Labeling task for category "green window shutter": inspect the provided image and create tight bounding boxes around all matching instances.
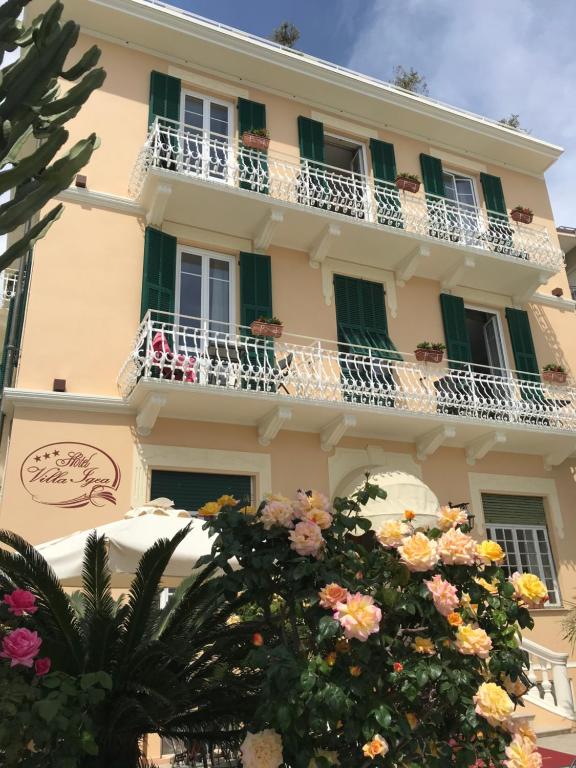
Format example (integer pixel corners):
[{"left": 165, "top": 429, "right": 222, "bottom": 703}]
[
  {"left": 298, "top": 116, "right": 325, "bottom": 164},
  {"left": 238, "top": 98, "right": 266, "bottom": 135},
  {"left": 440, "top": 293, "right": 472, "bottom": 367},
  {"left": 482, "top": 493, "right": 546, "bottom": 526},
  {"left": 333, "top": 274, "right": 398, "bottom": 357},
  {"left": 140, "top": 227, "right": 177, "bottom": 319},
  {"left": 150, "top": 470, "right": 252, "bottom": 511},
  {"left": 148, "top": 70, "right": 181, "bottom": 128},
  {"left": 505, "top": 307, "right": 540, "bottom": 382},
  {"left": 240, "top": 252, "right": 272, "bottom": 327},
  {"left": 419, "top": 154, "right": 445, "bottom": 197},
  {"left": 0, "top": 296, "right": 16, "bottom": 389},
  {"left": 480, "top": 173, "right": 507, "bottom": 216},
  {"left": 369, "top": 139, "right": 397, "bottom": 183}
]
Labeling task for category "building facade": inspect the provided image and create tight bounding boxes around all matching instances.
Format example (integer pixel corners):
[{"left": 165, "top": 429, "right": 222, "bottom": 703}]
[{"left": 2, "top": 0, "right": 576, "bottom": 737}]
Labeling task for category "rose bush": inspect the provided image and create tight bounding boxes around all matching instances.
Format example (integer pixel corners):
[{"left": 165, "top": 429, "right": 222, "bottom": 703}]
[{"left": 202, "top": 480, "right": 545, "bottom": 768}]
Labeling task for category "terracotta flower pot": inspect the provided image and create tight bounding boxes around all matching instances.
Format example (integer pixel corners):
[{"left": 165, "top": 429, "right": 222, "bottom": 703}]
[
  {"left": 511, "top": 209, "right": 533, "bottom": 224},
  {"left": 396, "top": 177, "right": 421, "bottom": 194},
  {"left": 242, "top": 132, "right": 270, "bottom": 151},
  {"left": 415, "top": 348, "right": 444, "bottom": 363},
  {"left": 250, "top": 320, "right": 283, "bottom": 338},
  {"left": 542, "top": 370, "right": 567, "bottom": 384}
]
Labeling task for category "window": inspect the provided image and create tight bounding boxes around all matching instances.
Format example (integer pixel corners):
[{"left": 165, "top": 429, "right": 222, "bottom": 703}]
[
  {"left": 180, "top": 91, "right": 233, "bottom": 180},
  {"left": 176, "top": 247, "right": 235, "bottom": 334},
  {"left": 483, "top": 493, "right": 560, "bottom": 606},
  {"left": 443, "top": 170, "right": 480, "bottom": 245},
  {"left": 464, "top": 306, "right": 508, "bottom": 377},
  {"left": 323, "top": 134, "right": 369, "bottom": 218},
  {"left": 150, "top": 470, "right": 252, "bottom": 513}
]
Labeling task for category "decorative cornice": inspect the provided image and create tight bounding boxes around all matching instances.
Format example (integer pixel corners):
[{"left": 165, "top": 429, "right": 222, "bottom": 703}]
[
  {"left": 1, "top": 389, "right": 134, "bottom": 417},
  {"left": 57, "top": 187, "right": 144, "bottom": 217}
]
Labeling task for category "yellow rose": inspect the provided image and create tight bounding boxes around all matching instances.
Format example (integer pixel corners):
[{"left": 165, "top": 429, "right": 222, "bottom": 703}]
[
  {"left": 477, "top": 540, "right": 505, "bottom": 565},
  {"left": 438, "top": 528, "right": 477, "bottom": 565},
  {"left": 362, "top": 735, "right": 388, "bottom": 759},
  {"left": 474, "top": 577, "right": 499, "bottom": 595},
  {"left": 413, "top": 637, "right": 435, "bottom": 655},
  {"left": 473, "top": 682, "right": 514, "bottom": 725},
  {"left": 197, "top": 500, "right": 221, "bottom": 517},
  {"left": 455, "top": 624, "right": 493, "bottom": 659},
  {"left": 398, "top": 532, "right": 439, "bottom": 572},
  {"left": 504, "top": 735, "right": 542, "bottom": 768},
  {"left": 437, "top": 505, "right": 468, "bottom": 531},
  {"left": 447, "top": 611, "right": 463, "bottom": 627},
  {"left": 376, "top": 519, "right": 410, "bottom": 548},
  {"left": 511, "top": 572, "right": 549, "bottom": 609},
  {"left": 216, "top": 494, "right": 238, "bottom": 508}
]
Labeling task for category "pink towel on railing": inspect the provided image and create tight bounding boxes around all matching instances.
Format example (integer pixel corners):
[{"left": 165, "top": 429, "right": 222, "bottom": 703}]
[
  {"left": 152, "top": 331, "right": 171, "bottom": 353},
  {"left": 150, "top": 331, "right": 196, "bottom": 382}
]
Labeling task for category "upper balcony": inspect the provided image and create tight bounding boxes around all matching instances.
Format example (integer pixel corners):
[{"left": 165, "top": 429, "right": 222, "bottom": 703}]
[
  {"left": 130, "top": 120, "right": 564, "bottom": 301},
  {"left": 118, "top": 311, "right": 576, "bottom": 468}
]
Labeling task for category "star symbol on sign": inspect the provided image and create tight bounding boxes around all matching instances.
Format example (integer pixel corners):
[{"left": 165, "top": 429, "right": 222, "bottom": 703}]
[
  {"left": 43, "top": 453, "right": 50, "bottom": 460},
  {"left": 53, "top": 450, "right": 59, "bottom": 456},
  {"left": 34, "top": 455, "right": 41, "bottom": 462}
]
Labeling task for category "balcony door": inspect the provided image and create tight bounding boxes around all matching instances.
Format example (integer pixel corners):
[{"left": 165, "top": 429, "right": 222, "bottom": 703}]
[
  {"left": 323, "top": 134, "right": 369, "bottom": 219},
  {"left": 465, "top": 306, "right": 511, "bottom": 404},
  {"left": 180, "top": 91, "right": 233, "bottom": 181},
  {"left": 443, "top": 171, "right": 481, "bottom": 246}
]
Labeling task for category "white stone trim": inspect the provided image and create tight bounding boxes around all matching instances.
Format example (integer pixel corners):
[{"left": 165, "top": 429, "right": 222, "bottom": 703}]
[
  {"left": 321, "top": 257, "right": 398, "bottom": 317},
  {"left": 132, "top": 443, "right": 272, "bottom": 507},
  {"left": 57, "top": 187, "right": 144, "bottom": 216},
  {"left": 328, "top": 446, "right": 422, "bottom": 499},
  {"left": 467, "top": 472, "right": 564, "bottom": 539},
  {"left": 431, "top": 149, "right": 488, "bottom": 174},
  {"left": 1, "top": 388, "right": 133, "bottom": 417},
  {"left": 168, "top": 66, "right": 249, "bottom": 99},
  {"left": 311, "top": 111, "right": 374, "bottom": 140}
]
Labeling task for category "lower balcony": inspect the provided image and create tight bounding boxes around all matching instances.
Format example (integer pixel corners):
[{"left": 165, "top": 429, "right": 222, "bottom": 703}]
[
  {"left": 118, "top": 312, "right": 576, "bottom": 468},
  {"left": 129, "top": 120, "right": 564, "bottom": 301}
]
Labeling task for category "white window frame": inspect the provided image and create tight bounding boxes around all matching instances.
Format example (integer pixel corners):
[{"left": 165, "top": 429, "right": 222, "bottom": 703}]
[
  {"left": 324, "top": 131, "right": 371, "bottom": 220},
  {"left": 464, "top": 303, "right": 511, "bottom": 376},
  {"left": 180, "top": 89, "right": 234, "bottom": 182},
  {"left": 175, "top": 246, "right": 236, "bottom": 334},
  {"left": 443, "top": 169, "right": 480, "bottom": 211},
  {"left": 485, "top": 522, "right": 561, "bottom": 607}
]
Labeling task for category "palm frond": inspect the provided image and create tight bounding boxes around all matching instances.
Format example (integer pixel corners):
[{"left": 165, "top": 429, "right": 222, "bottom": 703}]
[
  {"left": 0, "top": 528, "right": 84, "bottom": 672},
  {"left": 117, "top": 525, "right": 191, "bottom": 662}
]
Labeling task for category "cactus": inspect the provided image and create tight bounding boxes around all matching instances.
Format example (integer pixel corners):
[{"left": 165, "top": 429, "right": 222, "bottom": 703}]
[{"left": 0, "top": 0, "right": 106, "bottom": 270}]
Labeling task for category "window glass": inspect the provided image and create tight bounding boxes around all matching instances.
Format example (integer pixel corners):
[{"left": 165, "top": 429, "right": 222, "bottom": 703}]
[
  {"left": 179, "top": 252, "right": 202, "bottom": 327},
  {"left": 210, "top": 102, "right": 229, "bottom": 138},
  {"left": 178, "top": 251, "right": 233, "bottom": 334},
  {"left": 209, "top": 258, "right": 230, "bottom": 332},
  {"left": 183, "top": 95, "right": 203, "bottom": 132}
]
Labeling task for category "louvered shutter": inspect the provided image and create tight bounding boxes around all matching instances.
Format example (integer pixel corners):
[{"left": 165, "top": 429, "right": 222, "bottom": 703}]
[
  {"left": 333, "top": 275, "right": 398, "bottom": 358},
  {"left": 419, "top": 154, "right": 445, "bottom": 198},
  {"left": 297, "top": 116, "right": 325, "bottom": 164},
  {"left": 480, "top": 173, "right": 507, "bottom": 216},
  {"left": 482, "top": 493, "right": 546, "bottom": 526},
  {"left": 140, "top": 228, "right": 177, "bottom": 319},
  {"left": 151, "top": 470, "right": 252, "bottom": 512},
  {"left": 148, "top": 71, "right": 181, "bottom": 128},
  {"left": 440, "top": 293, "right": 472, "bottom": 369},
  {"left": 239, "top": 252, "right": 272, "bottom": 327},
  {"left": 505, "top": 307, "right": 540, "bottom": 386},
  {"left": 370, "top": 139, "right": 402, "bottom": 228},
  {"left": 238, "top": 98, "right": 268, "bottom": 194}
]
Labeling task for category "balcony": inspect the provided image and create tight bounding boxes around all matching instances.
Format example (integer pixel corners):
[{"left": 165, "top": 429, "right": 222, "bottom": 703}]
[
  {"left": 118, "top": 312, "right": 576, "bottom": 467},
  {"left": 129, "top": 120, "right": 564, "bottom": 300}
]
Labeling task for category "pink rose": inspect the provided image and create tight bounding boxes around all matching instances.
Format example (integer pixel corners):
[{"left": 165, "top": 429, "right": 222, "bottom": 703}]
[
  {"left": 288, "top": 521, "right": 324, "bottom": 557},
  {"left": 34, "top": 657, "right": 51, "bottom": 676},
  {"left": 334, "top": 593, "right": 382, "bottom": 642},
  {"left": 425, "top": 575, "right": 459, "bottom": 617},
  {"left": 3, "top": 589, "right": 38, "bottom": 616},
  {"left": 0, "top": 627, "right": 42, "bottom": 668}
]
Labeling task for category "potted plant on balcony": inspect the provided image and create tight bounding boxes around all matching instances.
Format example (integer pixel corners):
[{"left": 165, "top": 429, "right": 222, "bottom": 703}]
[
  {"left": 395, "top": 172, "right": 421, "bottom": 193},
  {"left": 250, "top": 316, "right": 283, "bottom": 338},
  {"left": 242, "top": 127, "right": 270, "bottom": 152},
  {"left": 510, "top": 205, "right": 534, "bottom": 224},
  {"left": 542, "top": 363, "right": 568, "bottom": 384},
  {"left": 415, "top": 341, "right": 446, "bottom": 363}
]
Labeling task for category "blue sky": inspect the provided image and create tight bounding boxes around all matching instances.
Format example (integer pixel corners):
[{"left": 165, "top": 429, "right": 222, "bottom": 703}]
[{"left": 173, "top": 0, "right": 575, "bottom": 226}]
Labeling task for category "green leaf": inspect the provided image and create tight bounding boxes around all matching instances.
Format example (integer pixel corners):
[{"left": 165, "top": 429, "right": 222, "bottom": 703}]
[
  {"left": 317, "top": 616, "right": 340, "bottom": 643},
  {"left": 37, "top": 699, "right": 60, "bottom": 723}
]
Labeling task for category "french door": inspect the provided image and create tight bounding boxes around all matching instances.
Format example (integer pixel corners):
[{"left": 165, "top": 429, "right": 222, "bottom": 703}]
[{"left": 180, "top": 92, "right": 233, "bottom": 181}]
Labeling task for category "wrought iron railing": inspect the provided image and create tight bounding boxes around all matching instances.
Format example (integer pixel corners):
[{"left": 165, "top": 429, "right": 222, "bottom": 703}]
[
  {"left": 118, "top": 312, "right": 576, "bottom": 432},
  {"left": 129, "top": 119, "right": 564, "bottom": 272},
  {"left": 0, "top": 268, "right": 18, "bottom": 307}
]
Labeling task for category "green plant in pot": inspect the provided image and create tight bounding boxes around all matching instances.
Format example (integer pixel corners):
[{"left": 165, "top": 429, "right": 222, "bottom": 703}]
[
  {"left": 395, "top": 172, "right": 421, "bottom": 193},
  {"left": 250, "top": 316, "right": 283, "bottom": 338},
  {"left": 415, "top": 341, "right": 446, "bottom": 363}
]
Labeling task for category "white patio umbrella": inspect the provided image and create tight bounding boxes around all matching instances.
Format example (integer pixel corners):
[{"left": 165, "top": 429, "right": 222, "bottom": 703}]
[{"left": 36, "top": 498, "right": 221, "bottom": 587}]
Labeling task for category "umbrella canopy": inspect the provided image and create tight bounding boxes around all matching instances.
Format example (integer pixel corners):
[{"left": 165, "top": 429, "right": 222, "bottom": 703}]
[
  {"left": 348, "top": 471, "right": 441, "bottom": 529},
  {"left": 36, "top": 498, "right": 218, "bottom": 587}
]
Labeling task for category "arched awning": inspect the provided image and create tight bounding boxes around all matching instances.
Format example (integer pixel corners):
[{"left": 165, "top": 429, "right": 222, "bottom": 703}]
[{"left": 349, "top": 471, "right": 440, "bottom": 529}]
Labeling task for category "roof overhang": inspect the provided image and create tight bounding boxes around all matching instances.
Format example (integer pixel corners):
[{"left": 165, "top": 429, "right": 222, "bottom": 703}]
[{"left": 31, "top": 0, "right": 563, "bottom": 176}]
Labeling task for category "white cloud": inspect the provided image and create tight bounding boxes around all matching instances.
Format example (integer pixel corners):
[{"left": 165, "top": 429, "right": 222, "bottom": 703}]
[{"left": 345, "top": 0, "right": 576, "bottom": 225}]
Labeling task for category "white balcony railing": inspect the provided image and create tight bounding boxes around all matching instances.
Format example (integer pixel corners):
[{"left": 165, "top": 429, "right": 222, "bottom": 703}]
[
  {"left": 129, "top": 119, "right": 564, "bottom": 273},
  {"left": 522, "top": 638, "right": 576, "bottom": 719},
  {"left": 118, "top": 311, "right": 576, "bottom": 433},
  {"left": 0, "top": 268, "right": 18, "bottom": 307}
]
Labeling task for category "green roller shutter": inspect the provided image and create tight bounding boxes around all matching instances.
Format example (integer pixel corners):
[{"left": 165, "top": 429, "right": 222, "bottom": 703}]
[
  {"left": 440, "top": 293, "right": 472, "bottom": 369},
  {"left": 505, "top": 308, "right": 540, "bottom": 383},
  {"left": 480, "top": 173, "right": 507, "bottom": 216},
  {"left": 240, "top": 252, "right": 272, "bottom": 327},
  {"left": 150, "top": 470, "right": 252, "bottom": 512},
  {"left": 420, "top": 154, "right": 445, "bottom": 198},
  {"left": 238, "top": 98, "right": 268, "bottom": 194},
  {"left": 148, "top": 71, "right": 181, "bottom": 128},
  {"left": 0, "top": 296, "right": 16, "bottom": 390},
  {"left": 140, "top": 227, "right": 177, "bottom": 319},
  {"left": 370, "top": 139, "right": 402, "bottom": 229},
  {"left": 298, "top": 116, "right": 325, "bottom": 164},
  {"left": 482, "top": 493, "right": 546, "bottom": 526},
  {"left": 333, "top": 274, "right": 399, "bottom": 359}
]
